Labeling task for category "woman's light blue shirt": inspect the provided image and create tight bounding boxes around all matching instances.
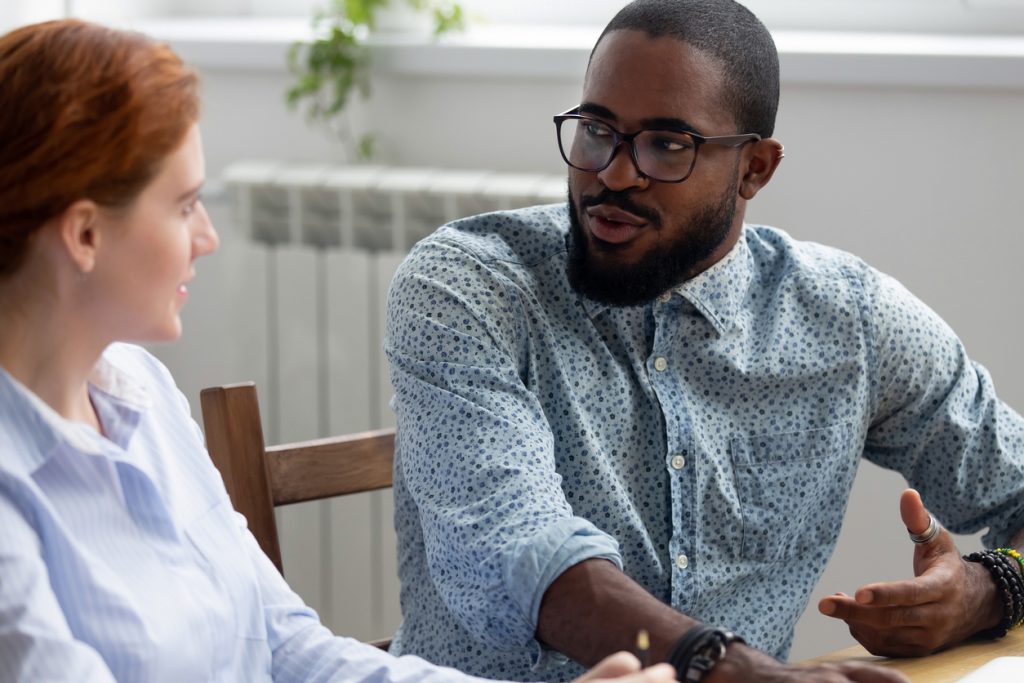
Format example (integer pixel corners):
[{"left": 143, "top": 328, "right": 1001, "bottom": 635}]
[{"left": 0, "top": 343, "right": 486, "bottom": 683}]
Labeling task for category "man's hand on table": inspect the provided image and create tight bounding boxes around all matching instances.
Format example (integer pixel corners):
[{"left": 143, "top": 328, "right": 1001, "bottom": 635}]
[
  {"left": 817, "top": 489, "right": 1004, "bottom": 656},
  {"left": 707, "top": 642, "right": 909, "bottom": 682},
  {"left": 567, "top": 634, "right": 908, "bottom": 683}
]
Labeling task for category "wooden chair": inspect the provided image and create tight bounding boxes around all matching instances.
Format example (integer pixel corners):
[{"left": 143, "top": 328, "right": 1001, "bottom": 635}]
[{"left": 199, "top": 381, "right": 395, "bottom": 649}]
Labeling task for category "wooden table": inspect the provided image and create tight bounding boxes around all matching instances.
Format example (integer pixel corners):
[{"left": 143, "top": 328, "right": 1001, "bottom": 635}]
[{"left": 804, "top": 629, "right": 1023, "bottom": 681}]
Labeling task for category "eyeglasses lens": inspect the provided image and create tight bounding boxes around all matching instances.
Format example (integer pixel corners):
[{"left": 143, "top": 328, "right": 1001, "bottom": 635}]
[{"left": 557, "top": 117, "right": 696, "bottom": 182}]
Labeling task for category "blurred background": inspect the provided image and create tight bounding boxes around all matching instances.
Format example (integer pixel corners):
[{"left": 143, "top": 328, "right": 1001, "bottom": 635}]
[{"left": 4, "top": 0, "right": 1024, "bottom": 662}]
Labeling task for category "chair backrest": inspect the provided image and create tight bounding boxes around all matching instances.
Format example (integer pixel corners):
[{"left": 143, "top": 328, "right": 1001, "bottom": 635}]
[
  {"left": 200, "top": 382, "right": 396, "bottom": 649},
  {"left": 199, "top": 382, "right": 395, "bottom": 574}
]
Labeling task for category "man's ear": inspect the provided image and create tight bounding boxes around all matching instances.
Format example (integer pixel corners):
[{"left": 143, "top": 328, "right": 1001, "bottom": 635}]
[
  {"left": 738, "top": 138, "right": 785, "bottom": 200},
  {"left": 55, "top": 199, "right": 101, "bottom": 274}
]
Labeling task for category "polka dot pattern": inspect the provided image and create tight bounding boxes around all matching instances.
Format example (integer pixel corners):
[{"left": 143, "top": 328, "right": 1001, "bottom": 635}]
[{"left": 384, "top": 203, "right": 1024, "bottom": 681}]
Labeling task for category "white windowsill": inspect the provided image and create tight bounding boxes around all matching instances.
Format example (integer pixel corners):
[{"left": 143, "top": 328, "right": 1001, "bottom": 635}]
[{"left": 134, "top": 18, "right": 1024, "bottom": 90}]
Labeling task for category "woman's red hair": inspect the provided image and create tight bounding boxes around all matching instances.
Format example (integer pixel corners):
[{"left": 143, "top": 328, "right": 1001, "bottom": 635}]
[{"left": 0, "top": 19, "right": 199, "bottom": 275}]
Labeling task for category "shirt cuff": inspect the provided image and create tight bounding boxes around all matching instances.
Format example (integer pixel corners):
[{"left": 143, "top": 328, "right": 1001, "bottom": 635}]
[
  {"left": 984, "top": 505, "right": 1024, "bottom": 550},
  {"left": 502, "top": 517, "right": 622, "bottom": 664}
]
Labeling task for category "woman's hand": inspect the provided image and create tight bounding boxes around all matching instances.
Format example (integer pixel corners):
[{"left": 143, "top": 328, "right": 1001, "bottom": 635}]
[{"left": 572, "top": 652, "right": 675, "bottom": 683}]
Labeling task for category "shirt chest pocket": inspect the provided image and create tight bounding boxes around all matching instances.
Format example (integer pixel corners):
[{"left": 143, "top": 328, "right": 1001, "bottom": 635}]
[{"left": 730, "top": 423, "right": 858, "bottom": 562}]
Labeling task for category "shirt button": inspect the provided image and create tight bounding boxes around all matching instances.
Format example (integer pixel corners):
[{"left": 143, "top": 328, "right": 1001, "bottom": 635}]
[
  {"left": 670, "top": 454, "right": 685, "bottom": 470},
  {"left": 657, "top": 292, "right": 672, "bottom": 303},
  {"left": 676, "top": 554, "right": 689, "bottom": 570},
  {"left": 653, "top": 357, "right": 668, "bottom": 372}
]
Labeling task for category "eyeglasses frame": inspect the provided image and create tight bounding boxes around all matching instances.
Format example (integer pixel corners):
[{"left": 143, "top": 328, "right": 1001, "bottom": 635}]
[{"left": 553, "top": 106, "right": 762, "bottom": 183}]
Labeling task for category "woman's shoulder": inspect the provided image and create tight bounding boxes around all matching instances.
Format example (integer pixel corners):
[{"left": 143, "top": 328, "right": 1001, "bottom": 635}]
[{"left": 100, "top": 343, "right": 177, "bottom": 393}]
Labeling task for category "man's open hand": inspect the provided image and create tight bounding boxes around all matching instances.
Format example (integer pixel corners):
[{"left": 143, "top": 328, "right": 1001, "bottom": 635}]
[{"left": 817, "top": 489, "right": 1001, "bottom": 656}]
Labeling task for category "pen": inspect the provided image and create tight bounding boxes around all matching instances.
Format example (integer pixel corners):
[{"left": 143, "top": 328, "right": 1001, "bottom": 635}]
[{"left": 635, "top": 629, "right": 650, "bottom": 668}]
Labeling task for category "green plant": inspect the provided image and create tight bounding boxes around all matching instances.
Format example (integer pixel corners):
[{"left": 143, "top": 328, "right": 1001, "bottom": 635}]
[{"left": 287, "top": 0, "right": 465, "bottom": 159}]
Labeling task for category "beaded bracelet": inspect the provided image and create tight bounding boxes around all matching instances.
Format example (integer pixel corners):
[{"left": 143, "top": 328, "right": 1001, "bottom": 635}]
[
  {"left": 997, "top": 547, "right": 1024, "bottom": 576},
  {"left": 964, "top": 550, "right": 1024, "bottom": 636},
  {"left": 995, "top": 552, "right": 1024, "bottom": 626},
  {"left": 991, "top": 550, "right": 1024, "bottom": 629},
  {"left": 992, "top": 552, "right": 1024, "bottom": 629},
  {"left": 995, "top": 549, "right": 1024, "bottom": 628}
]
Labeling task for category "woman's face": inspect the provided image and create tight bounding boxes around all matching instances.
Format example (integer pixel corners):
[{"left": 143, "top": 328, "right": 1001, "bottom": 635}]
[{"left": 89, "top": 123, "right": 219, "bottom": 343}]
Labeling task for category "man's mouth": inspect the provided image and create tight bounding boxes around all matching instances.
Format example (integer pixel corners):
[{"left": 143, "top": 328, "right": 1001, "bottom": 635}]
[{"left": 586, "top": 205, "right": 648, "bottom": 245}]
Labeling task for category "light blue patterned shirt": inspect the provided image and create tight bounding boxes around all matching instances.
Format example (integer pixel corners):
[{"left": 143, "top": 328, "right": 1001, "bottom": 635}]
[
  {"left": 0, "top": 343, "right": 506, "bottom": 683},
  {"left": 384, "top": 204, "right": 1024, "bottom": 681}
]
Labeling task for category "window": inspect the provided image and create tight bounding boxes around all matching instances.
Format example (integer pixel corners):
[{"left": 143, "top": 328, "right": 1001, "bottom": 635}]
[
  {"left": 455, "top": 0, "right": 1024, "bottom": 35},
  {"left": 5, "top": 1, "right": 1024, "bottom": 39}
]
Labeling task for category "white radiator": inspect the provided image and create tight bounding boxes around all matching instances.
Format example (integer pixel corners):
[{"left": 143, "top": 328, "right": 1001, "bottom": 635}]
[{"left": 222, "top": 162, "right": 565, "bottom": 641}]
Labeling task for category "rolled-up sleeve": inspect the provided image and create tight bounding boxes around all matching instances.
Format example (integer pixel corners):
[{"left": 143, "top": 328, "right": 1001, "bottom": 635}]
[
  {"left": 862, "top": 268, "right": 1024, "bottom": 547},
  {"left": 385, "top": 237, "right": 622, "bottom": 650}
]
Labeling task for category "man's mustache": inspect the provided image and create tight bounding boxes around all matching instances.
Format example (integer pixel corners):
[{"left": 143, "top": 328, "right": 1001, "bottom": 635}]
[{"left": 579, "top": 188, "right": 660, "bottom": 228}]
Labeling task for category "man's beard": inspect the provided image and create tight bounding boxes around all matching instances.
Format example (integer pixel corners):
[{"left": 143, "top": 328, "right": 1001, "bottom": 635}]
[{"left": 566, "top": 178, "right": 738, "bottom": 307}]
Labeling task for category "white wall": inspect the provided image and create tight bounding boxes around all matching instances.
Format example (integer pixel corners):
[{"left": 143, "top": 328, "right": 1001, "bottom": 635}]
[{"left": 153, "top": 38, "right": 1024, "bottom": 662}]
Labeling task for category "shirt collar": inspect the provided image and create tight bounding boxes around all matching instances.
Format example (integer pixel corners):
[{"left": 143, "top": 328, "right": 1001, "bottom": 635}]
[
  {"left": 0, "top": 347, "right": 151, "bottom": 472},
  {"left": 579, "top": 226, "right": 754, "bottom": 335},
  {"left": 673, "top": 230, "right": 753, "bottom": 335}
]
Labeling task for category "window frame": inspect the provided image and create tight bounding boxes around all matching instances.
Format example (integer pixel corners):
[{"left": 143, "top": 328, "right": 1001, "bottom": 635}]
[{"left": 44, "top": 0, "right": 1024, "bottom": 35}]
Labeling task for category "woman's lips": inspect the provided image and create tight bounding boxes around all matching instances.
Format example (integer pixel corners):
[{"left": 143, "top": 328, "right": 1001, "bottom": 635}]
[{"left": 178, "top": 271, "right": 195, "bottom": 299}]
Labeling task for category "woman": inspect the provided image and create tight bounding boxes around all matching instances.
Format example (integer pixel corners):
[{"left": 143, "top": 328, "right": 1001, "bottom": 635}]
[{"left": 0, "top": 19, "right": 674, "bottom": 683}]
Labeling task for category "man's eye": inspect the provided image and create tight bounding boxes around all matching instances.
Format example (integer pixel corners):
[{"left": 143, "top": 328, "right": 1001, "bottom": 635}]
[
  {"left": 583, "top": 122, "right": 612, "bottom": 137},
  {"left": 650, "top": 135, "right": 693, "bottom": 152}
]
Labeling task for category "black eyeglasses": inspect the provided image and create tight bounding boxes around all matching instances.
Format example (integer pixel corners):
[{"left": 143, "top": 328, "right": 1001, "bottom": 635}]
[{"left": 553, "top": 107, "right": 761, "bottom": 183}]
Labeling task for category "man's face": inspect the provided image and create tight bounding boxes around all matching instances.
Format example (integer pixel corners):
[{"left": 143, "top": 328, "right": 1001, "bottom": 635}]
[{"left": 567, "top": 29, "right": 747, "bottom": 306}]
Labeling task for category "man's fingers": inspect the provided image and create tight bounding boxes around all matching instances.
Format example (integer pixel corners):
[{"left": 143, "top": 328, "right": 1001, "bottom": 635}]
[
  {"left": 800, "top": 662, "right": 910, "bottom": 683},
  {"left": 900, "top": 488, "right": 931, "bottom": 537},
  {"left": 853, "top": 574, "right": 947, "bottom": 607},
  {"left": 847, "top": 623, "right": 936, "bottom": 658},
  {"left": 820, "top": 593, "right": 867, "bottom": 620},
  {"left": 821, "top": 574, "right": 944, "bottom": 611},
  {"left": 819, "top": 592, "right": 857, "bottom": 616},
  {"left": 827, "top": 602, "right": 933, "bottom": 634},
  {"left": 838, "top": 662, "right": 911, "bottom": 683}
]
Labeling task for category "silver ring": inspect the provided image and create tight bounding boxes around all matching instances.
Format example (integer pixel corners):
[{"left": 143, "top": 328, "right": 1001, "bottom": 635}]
[{"left": 909, "top": 514, "right": 940, "bottom": 544}]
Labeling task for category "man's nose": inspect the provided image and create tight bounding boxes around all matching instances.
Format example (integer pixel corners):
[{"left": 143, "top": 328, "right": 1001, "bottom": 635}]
[{"left": 596, "top": 142, "right": 649, "bottom": 192}]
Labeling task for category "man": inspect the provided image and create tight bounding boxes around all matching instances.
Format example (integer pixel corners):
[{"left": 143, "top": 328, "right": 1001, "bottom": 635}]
[{"left": 383, "top": 1, "right": 1024, "bottom": 681}]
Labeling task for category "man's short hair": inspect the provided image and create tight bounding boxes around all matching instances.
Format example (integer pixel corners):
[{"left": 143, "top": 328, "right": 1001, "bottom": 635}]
[{"left": 593, "top": 0, "right": 779, "bottom": 138}]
